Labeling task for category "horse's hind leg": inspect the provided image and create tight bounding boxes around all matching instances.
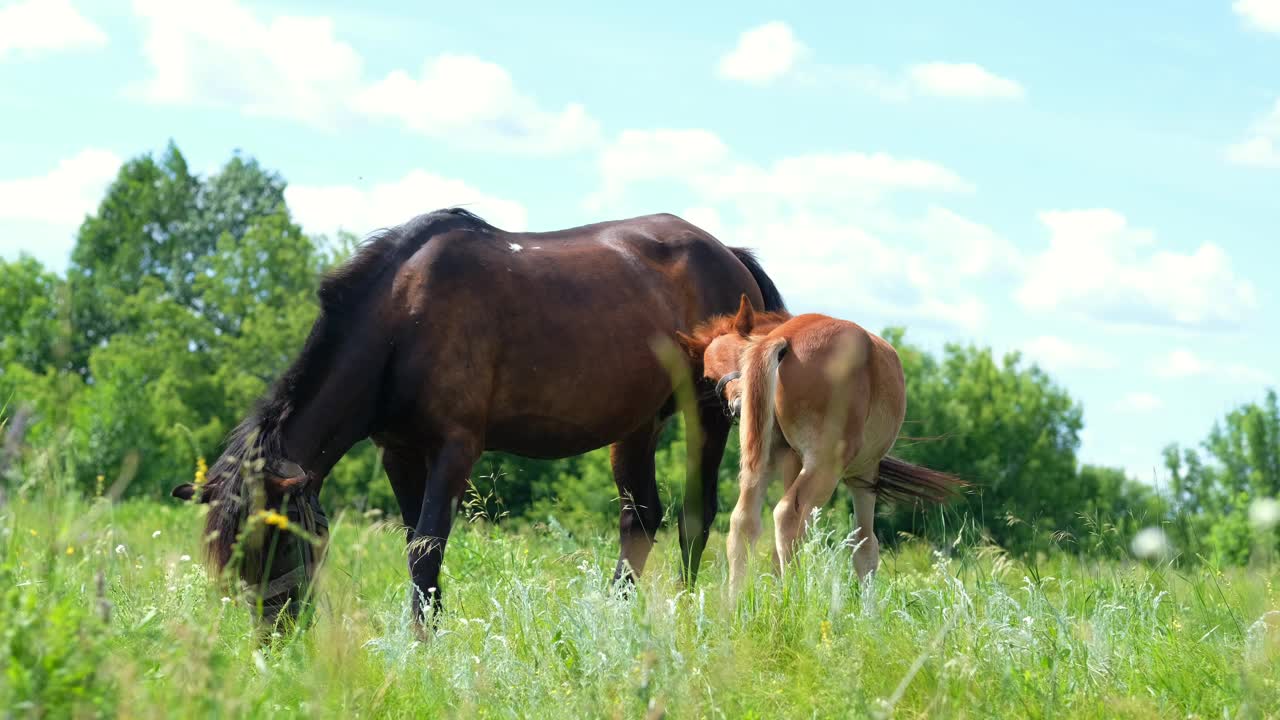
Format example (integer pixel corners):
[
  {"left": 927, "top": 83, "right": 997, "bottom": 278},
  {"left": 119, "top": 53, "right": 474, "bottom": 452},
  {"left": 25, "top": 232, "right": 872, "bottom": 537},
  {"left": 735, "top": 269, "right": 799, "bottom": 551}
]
[
  {"left": 610, "top": 419, "right": 666, "bottom": 584},
  {"left": 679, "top": 400, "right": 731, "bottom": 587}
]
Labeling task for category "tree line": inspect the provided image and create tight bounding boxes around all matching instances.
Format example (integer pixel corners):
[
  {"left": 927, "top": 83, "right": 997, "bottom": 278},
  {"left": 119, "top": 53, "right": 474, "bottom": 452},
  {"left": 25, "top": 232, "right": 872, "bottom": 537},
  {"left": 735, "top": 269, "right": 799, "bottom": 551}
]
[{"left": 1, "top": 143, "right": 1275, "bottom": 561}]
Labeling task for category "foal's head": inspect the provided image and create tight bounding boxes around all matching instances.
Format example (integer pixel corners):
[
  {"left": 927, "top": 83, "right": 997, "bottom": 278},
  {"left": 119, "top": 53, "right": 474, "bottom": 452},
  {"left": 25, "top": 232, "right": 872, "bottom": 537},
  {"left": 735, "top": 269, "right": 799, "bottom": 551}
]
[{"left": 678, "top": 295, "right": 788, "bottom": 416}]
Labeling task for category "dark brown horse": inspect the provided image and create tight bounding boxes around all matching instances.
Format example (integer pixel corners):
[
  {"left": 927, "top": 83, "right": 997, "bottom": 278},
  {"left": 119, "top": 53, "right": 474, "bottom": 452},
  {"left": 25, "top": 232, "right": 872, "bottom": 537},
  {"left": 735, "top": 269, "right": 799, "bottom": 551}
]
[{"left": 172, "top": 208, "right": 785, "bottom": 624}]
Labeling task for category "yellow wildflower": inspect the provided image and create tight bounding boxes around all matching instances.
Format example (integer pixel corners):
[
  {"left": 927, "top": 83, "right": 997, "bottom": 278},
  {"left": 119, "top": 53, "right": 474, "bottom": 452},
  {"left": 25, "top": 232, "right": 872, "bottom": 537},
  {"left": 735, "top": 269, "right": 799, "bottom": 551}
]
[
  {"left": 194, "top": 456, "right": 208, "bottom": 486},
  {"left": 66, "top": 546, "right": 75, "bottom": 556},
  {"left": 95, "top": 474, "right": 105, "bottom": 496},
  {"left": 29, "top": 529, "right": 37, "bottom": 537},
  {"left": 261, "top": 510, "right": 289, "bottom": 531},
  {"left": 820, "top": 620, "right": 832, "bottom": 645}
]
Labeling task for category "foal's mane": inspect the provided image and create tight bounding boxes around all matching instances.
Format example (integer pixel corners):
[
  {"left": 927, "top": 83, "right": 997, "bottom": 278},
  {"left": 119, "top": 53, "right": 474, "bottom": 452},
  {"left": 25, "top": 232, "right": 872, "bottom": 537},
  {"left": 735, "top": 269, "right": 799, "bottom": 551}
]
[
  {"left": 688, "top": 309, "right": 792, "bottom": 344},
  {"left": 201, "top": 207, "right": 493, "bottom": 569}
]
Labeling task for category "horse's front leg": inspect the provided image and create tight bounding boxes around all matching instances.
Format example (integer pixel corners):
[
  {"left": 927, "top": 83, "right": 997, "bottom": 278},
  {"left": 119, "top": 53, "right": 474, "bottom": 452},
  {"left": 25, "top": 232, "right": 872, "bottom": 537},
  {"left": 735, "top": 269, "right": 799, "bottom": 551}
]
[
  {"left": 409, "top": 434, "right": 479, "bottom": 627},
  {"left": 678, "top": 399, "right": 731, "bottom": 586},
  {"left": 609, "top": 420, "right": 666, "bottom": 584}
]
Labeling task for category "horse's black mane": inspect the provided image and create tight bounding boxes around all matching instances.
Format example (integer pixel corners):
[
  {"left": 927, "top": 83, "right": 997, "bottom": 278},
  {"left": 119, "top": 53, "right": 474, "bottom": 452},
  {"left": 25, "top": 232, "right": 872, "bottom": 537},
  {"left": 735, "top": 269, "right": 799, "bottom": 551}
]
[
  {"left": 318, "top": 207, "right": 493, "bottom": 312},
  {"left": 204, "top": 208, "right": 492, "bottom": 516}
]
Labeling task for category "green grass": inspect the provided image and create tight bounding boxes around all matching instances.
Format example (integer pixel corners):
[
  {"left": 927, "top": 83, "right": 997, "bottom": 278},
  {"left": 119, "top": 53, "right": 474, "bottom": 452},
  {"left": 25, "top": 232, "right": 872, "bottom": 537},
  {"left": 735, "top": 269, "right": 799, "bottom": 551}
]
[{"left": 2, "top": 486, "right": 1279, "bottom": 719}]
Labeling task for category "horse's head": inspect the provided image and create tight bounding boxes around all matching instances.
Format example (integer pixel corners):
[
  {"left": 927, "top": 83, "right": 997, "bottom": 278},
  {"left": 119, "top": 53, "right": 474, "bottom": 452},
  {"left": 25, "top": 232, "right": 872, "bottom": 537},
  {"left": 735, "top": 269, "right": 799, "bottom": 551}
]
[
  {"left": 678, "top": 295, "right": 762, "bottom": 417},
  {"left": 171, "top": 458, "right": 307, "bottom": 507},
  {"left": 171, "top": 427, "right": 326, "bottom": 629}
]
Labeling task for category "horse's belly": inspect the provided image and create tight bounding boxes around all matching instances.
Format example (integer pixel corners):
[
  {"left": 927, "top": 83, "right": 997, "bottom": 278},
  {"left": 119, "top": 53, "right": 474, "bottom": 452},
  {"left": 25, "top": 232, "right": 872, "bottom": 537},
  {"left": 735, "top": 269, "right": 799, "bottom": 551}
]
[{"left": 484, "top": 415, "right": 618, "bottom": 459}]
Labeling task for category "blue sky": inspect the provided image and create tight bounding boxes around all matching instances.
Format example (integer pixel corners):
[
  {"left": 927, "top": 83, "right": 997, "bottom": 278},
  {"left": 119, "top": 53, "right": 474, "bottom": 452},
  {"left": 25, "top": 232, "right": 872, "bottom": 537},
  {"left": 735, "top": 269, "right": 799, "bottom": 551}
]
[{"left": 1, "top": 0, "right": 1277, "bottom": 484}]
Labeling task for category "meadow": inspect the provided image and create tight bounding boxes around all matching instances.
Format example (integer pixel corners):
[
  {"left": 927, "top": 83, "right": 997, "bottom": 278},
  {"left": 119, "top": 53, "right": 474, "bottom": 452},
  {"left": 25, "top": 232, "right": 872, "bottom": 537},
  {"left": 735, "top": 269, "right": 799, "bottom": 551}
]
[{"left": 3, "top": 473, "right": 1278, "bottom": 720}]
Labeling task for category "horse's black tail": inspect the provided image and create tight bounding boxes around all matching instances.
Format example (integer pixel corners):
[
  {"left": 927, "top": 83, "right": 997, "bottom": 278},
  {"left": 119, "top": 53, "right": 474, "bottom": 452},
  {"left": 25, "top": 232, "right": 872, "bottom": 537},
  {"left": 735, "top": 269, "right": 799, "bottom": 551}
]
[{"left": 730, "top": 247, "right": 787, "bottom": 313}]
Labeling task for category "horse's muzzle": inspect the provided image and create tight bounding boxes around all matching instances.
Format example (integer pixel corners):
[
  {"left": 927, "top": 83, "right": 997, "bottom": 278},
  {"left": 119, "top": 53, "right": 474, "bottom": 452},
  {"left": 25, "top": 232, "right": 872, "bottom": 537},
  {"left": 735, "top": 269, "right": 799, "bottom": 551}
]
[{"left": 715, "top": 370, "right": 742, "bottom": 418}]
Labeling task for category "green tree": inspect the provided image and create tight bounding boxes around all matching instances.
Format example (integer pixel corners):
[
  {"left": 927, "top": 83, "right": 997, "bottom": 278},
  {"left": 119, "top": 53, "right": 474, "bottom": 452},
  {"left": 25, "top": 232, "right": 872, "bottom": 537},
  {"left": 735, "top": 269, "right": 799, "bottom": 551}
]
[
  {"left": 879, "top": 328, "right": 1086, "bottom": 554},
  {"left": 1165, "top": 389, "right": 1280, "bottom": 564}
]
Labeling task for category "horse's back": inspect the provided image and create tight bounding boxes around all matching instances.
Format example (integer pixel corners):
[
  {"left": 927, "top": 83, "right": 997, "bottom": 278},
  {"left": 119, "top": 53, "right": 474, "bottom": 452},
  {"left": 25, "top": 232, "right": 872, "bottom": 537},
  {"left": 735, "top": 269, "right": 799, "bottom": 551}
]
[{"left": 384, "top": 212, "right": 765, "bottom": 456}]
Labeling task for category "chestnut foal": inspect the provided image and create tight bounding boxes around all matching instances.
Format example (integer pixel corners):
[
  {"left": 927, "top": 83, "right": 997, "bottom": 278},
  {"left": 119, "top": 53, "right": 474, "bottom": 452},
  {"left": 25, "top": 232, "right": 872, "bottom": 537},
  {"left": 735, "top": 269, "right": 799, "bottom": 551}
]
[{"left": 679, "top": 296, "right": 962, "bottom": 595}]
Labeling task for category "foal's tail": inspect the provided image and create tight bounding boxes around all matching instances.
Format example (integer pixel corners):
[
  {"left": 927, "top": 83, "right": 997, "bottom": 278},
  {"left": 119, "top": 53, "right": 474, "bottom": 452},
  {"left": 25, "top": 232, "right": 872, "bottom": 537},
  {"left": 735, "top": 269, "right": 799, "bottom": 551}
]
[
  {"left": 873, "top": 456, "right": 967, "bottom": 505},
  {"left": 740, "top": 336, "right": 790, "bottom": 474}
]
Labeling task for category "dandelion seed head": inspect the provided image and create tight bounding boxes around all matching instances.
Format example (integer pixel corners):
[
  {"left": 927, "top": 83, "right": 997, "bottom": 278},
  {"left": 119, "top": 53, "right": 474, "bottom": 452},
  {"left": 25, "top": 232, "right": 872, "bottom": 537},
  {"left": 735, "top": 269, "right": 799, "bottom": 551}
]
[
  {"left": 1131, "top": 527, "right": 1171, "bottom": 560},
  {"left": 1249, "top": 497, "right": 1280, "bottom": 531}
]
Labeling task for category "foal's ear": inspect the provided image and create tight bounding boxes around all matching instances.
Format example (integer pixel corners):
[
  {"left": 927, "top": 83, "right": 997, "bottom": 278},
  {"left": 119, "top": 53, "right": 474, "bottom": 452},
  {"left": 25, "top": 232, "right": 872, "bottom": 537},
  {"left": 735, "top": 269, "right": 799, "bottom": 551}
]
[
  {"left": 171, "top": 483, "right": 197, "bottom": 502},
  {"left": 732, "top": 294, "right": 756, "bottom": 336},
  {"left": 675, "top": 331, "right": 706, "bottom": 359}
]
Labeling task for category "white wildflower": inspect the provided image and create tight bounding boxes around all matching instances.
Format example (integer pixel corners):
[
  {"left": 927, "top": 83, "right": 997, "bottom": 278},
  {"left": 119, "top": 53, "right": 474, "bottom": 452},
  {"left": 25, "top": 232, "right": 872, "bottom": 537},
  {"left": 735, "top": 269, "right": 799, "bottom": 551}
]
[
  {"left": 1130, "top": 527, "right": 1171, "bottom": 560},
  {"left": 115, "top": 544, "right": 127, "bottom": 555},
  {"left": 179, "top": 554, "right": 191, "bottom": 562},
  {"left": 152, "top": 530, "right": 161, "bottom": 539},
  {"left": 1249, "top": 497, "right": 1280, "bottom": 531}
]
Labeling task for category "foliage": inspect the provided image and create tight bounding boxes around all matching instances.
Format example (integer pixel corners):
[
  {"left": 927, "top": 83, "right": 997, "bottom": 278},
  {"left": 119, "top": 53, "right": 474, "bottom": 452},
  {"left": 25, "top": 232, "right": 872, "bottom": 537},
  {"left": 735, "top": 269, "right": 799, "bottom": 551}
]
[
  {"left": 1164, "top": 389, "right": 1280, "bottom": 564},
  {"left": 1, "top": 479, "right": 1279, "bottom": 718},
  {"left": 0, "top": 141, "right": 1273, "bottom": 566}
]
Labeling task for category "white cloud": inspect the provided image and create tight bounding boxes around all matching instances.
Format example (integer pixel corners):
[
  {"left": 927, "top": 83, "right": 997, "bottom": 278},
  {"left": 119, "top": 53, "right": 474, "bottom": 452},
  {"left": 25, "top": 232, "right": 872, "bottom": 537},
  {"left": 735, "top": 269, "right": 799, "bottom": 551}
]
[
  {"left": 730, "top": 212, "right": 990, "bottom": 331},
  {"left": 1226, "top": 99, "right": 1280, "bottom": 168},
  {"left": 907, "top": 62, "right": 1024, "bottom": 100},
  {"left": 0, "top": 149, "right": 120, "bottom": 225},
  {"left": 1116, "top": 392, "right": 1164, "bottom": 413},
  {"left": 717, "top": 21, "right": 805, "bottom": 84},
  {"left": 591, "top": 128, "right": 970, "bottom": 209},
  {"left": 1234, "top": 0, "right": 1280, "bottom": 33},
  {"left": 1153, "top": 349, "right": 1206, "bottom": 378},
  {"left": 0, "top": 0, "right": 106, "bottom": 58},
  {"left": 1017, "top": 209, "right": 1257, "bottom": 330},
  {"left": 1022, "top": 335, "right": 1116, "bottom": 371},
  {"left": 590, "top": 128, "right": 989, "bottom": 330},
  {"left": 908, "top": 206, "right": 1022, "bottom": 278},
  {"left": 717, "top": 24, "right": 1023, "bottom": 102},
  {"left": 1152, "top": 349, "right": 1273, "bottom": 385},
  {"left": 588, "top": 129, "right": 729, "bottom": 208},
  {"left": 285, "top": 170, "right": 527, "bottom": 239},
  {"left": 0, "top": 149, "right": 120, "bottom": 269},
  {"left": 701, "top": 152, "right": 972, "bottom": 205},
  {"left": 133, "top": 0, "right": 363, "bottom": 124},
  {"left": 680, "top": 207, "right": 725, "bottom": 239},
  {"left": 132, "top": 0, "right": 597, "bottom": 153},
  {"left": 354, "top": 55, "right": 600, "bottom": 154}
]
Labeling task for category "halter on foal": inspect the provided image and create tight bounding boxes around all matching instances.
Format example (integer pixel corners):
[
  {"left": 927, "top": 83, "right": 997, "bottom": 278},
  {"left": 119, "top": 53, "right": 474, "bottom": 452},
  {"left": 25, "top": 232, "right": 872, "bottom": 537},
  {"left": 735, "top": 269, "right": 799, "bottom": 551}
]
[{"left": 679, "top": 296, "right": 964, "bottom": 595}]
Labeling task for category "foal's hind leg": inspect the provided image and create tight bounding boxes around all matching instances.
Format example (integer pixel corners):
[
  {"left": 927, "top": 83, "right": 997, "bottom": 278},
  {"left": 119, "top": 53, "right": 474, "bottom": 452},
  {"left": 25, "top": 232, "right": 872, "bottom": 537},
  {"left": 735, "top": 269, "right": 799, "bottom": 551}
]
[
  {"left": 850, "top": 483, "right": 880, "bottom": 580},
  {"left": 610, "top": 420, "right": 666, "bottom": 584},
  {"left": 772, "top": 454, "right": 844, "bottom": 575}
]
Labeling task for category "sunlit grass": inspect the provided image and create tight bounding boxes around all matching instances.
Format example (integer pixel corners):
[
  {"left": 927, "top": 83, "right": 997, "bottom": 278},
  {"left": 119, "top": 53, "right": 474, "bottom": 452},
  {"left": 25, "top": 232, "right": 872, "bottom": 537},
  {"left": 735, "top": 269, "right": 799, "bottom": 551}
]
[{"left": 2, "top": 486, "right": 1278, "bottom": 719}]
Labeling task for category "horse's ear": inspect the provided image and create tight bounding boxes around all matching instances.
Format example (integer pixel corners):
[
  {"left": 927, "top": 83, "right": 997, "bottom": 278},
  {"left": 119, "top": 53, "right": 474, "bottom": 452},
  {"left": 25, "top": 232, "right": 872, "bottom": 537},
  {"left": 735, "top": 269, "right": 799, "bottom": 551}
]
[
  {"left": 171, "top": 483, "right": 197, "bottom": 501},
  {"left": 675, "top": 331, "right": 706, "bottom": 359},
  {"left": 733, "top": 294, "right": 756, "bottom": 336},
  {"left": 266, "top": 475, "right": 308, "bottom": 497}
]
